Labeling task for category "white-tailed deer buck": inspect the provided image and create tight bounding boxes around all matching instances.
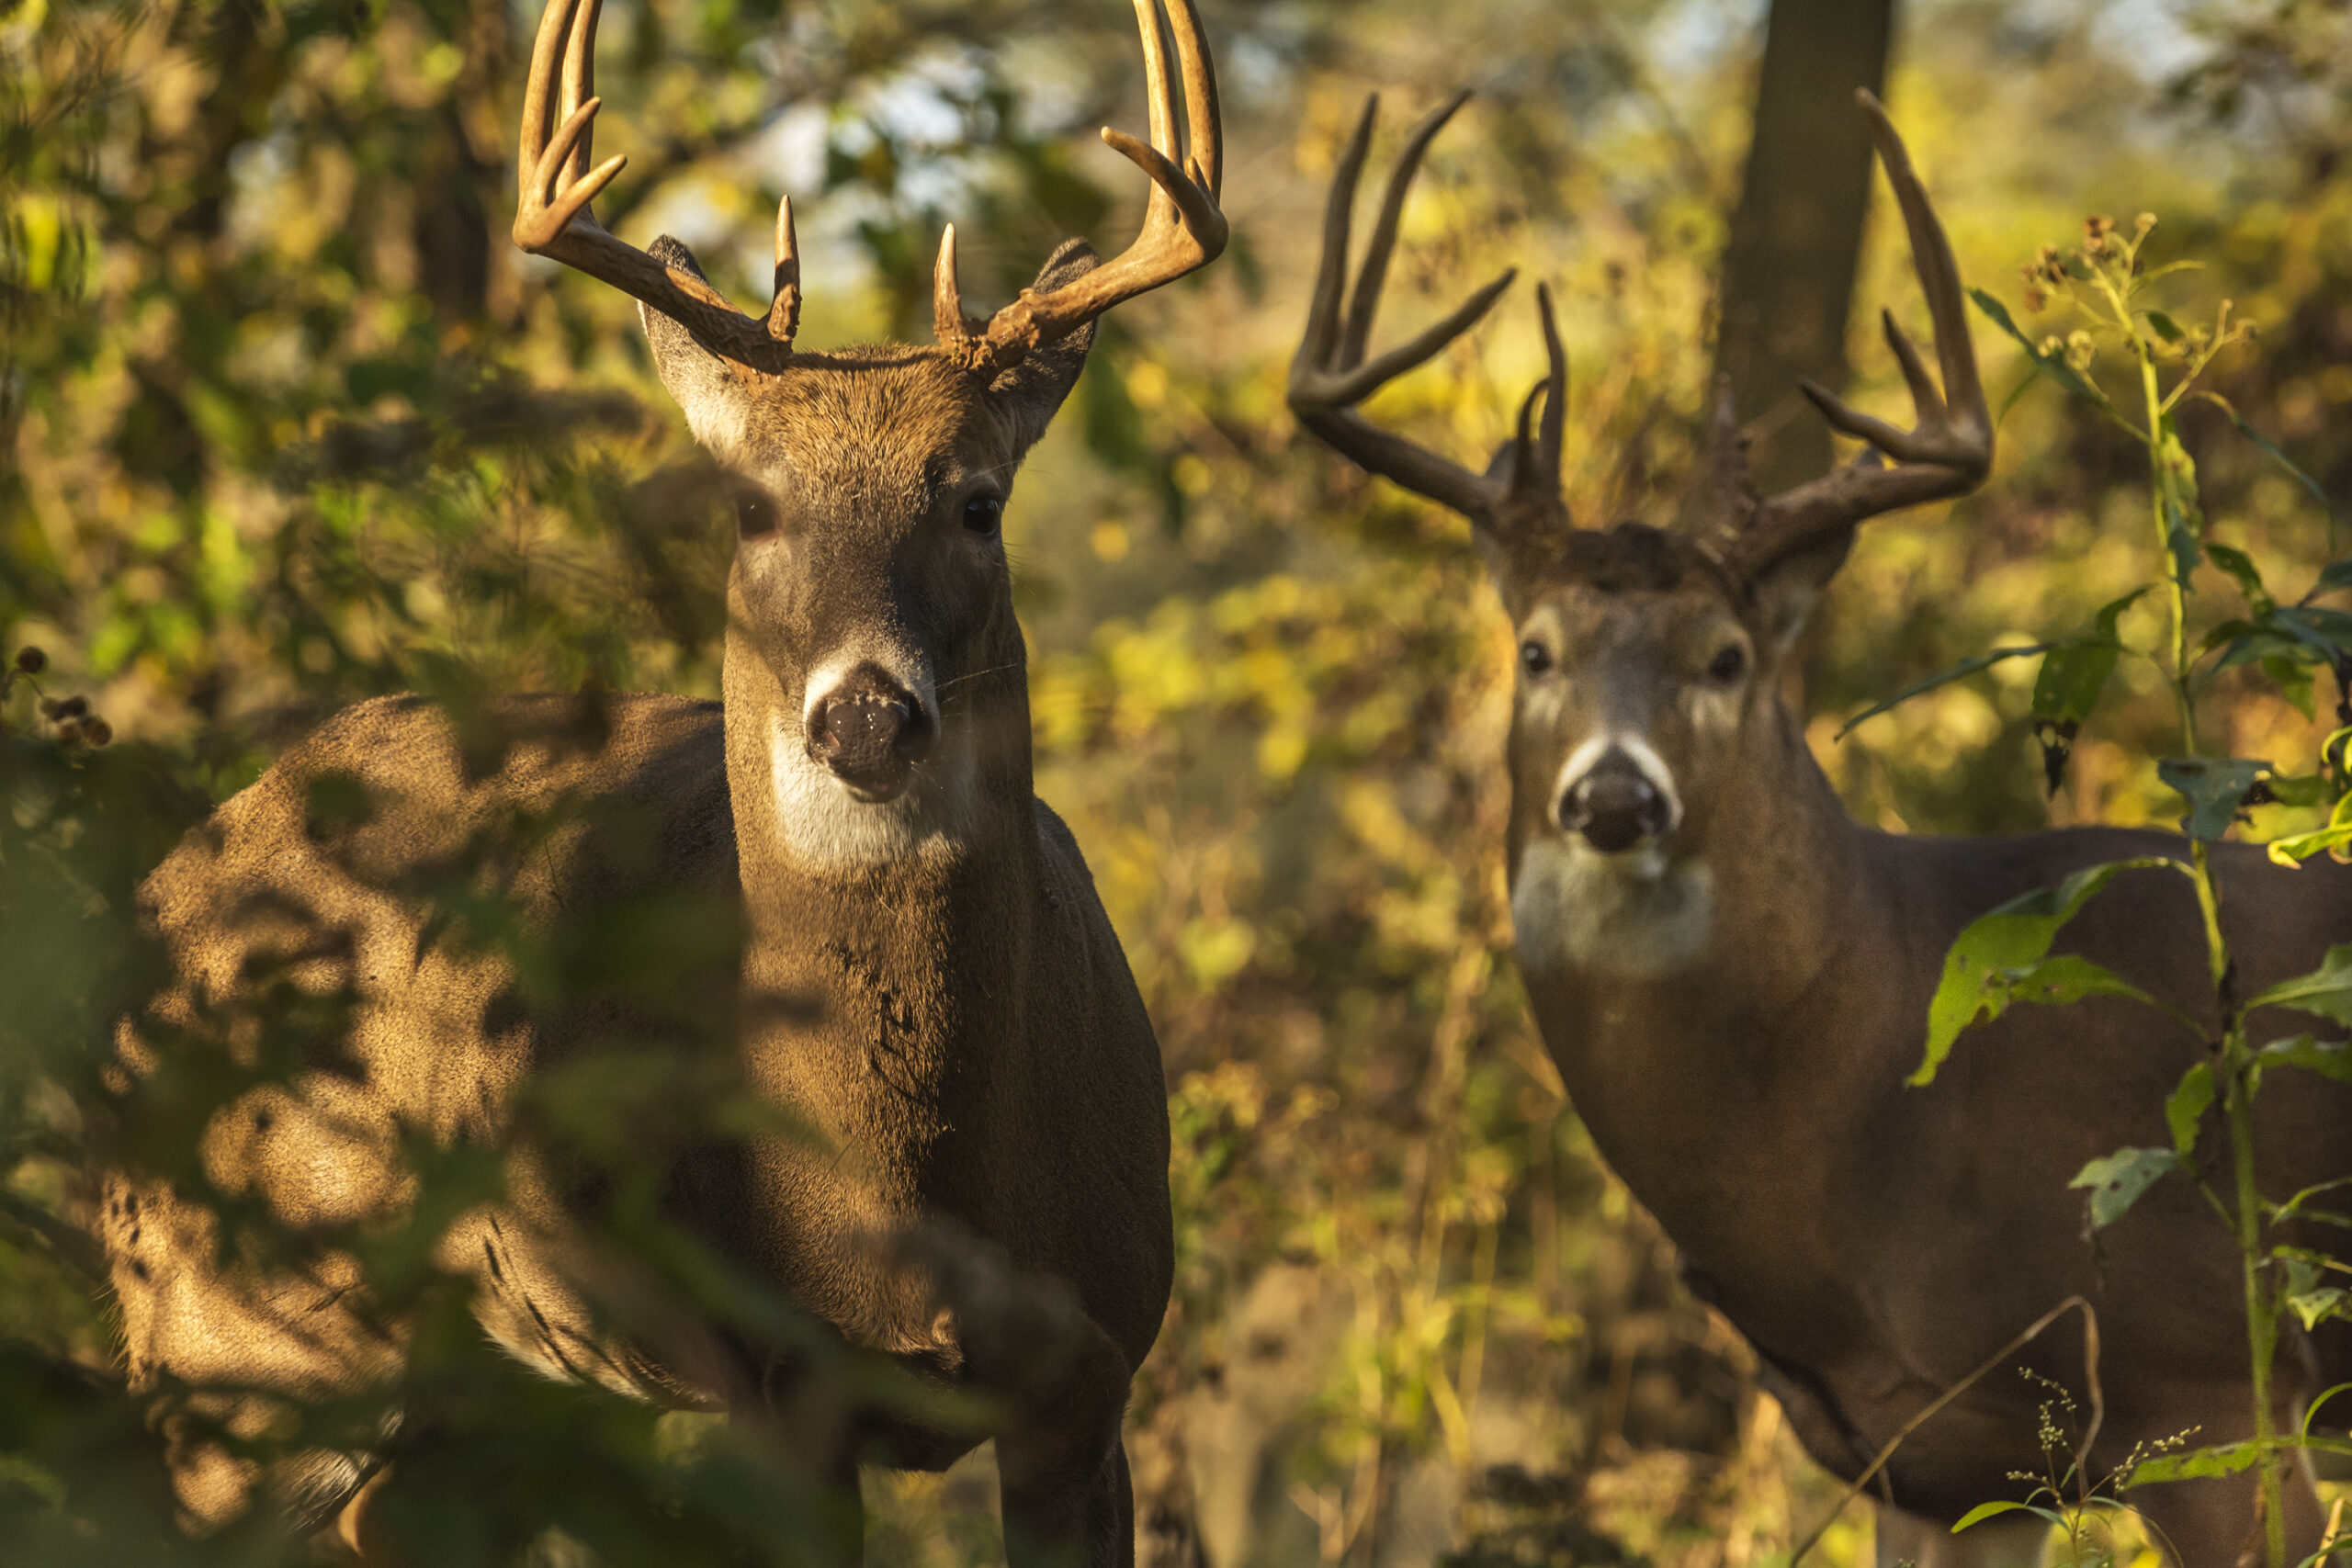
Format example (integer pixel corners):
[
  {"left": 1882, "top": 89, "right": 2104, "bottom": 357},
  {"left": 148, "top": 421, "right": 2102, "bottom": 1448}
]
[
  {"left": 1291, "top": 92, "right": 2352, "bottom": 1568},
  {"left": 97, "top": 0, "right": 1223, "bottom": 1561}
]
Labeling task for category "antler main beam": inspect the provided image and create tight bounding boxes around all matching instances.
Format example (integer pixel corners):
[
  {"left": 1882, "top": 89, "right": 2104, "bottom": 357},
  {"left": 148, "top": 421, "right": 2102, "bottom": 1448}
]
[
  {"left": 1727, "top": 90, "right": 1991, "bottom": 574},
  {"left": 1287, "top": 94, "right": 1563, "bottom": 525},
  {"left": 933, "top": 0, "right": 1227, "bottom": 374},
  {"left": 517, "top": 0, "right": 1222, "bottom": 380}
]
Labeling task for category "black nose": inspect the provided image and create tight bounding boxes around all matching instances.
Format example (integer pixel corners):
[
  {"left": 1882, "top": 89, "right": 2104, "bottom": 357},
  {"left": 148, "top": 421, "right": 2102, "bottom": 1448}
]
[
  {"left": 808, "top": 668, "right": 934, "bottom": 795},
  {"left": 1559, "top": 749, "right": 1670, "bottom": 852}
]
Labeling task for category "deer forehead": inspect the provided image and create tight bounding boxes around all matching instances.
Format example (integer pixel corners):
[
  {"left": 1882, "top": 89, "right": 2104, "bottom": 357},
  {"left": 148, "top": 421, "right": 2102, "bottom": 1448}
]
[
  {"left": 1523, "top": 581, "right": 1747, "bottom": 663},
  {"left": 735, "top": 356, "right": 1015, "bottom": 499}
]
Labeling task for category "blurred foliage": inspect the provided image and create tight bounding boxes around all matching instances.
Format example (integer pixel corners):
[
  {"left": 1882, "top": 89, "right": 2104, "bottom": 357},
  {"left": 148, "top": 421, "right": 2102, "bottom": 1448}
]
[{"left": 5, "top": 0, "right": 2351, "bottom": 1563}]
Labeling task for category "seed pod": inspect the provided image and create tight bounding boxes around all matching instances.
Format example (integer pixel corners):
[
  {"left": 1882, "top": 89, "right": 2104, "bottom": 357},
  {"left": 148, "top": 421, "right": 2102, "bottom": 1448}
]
[
  {"left": 54, "top": 718, "right": 83, "bottom": 745},
  {"left": 14, "top": 647, "right": 45, "bottom": 673},
  {"left": 38, "top": 696, "right": 62, "bottom": 719},
  {"left": 84, "top": 717, "right": 113, "bottom": 747},
  {"left": 56, "top": 694, "right": 87, "bottom": 718}
]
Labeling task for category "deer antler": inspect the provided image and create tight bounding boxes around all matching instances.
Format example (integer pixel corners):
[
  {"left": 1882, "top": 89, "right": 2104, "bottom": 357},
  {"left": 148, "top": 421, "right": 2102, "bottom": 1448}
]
[
  {"left": 514, "top": 0, "right": 798, "bottom": 374},
  {"left": 933, "top": 0, "right": 1226, "bottom": 374},
  {"left": 1723, "top": 90, "right": 1991, "bottom": 575},
  {"left": 1288, "top": 94, "right": 1563, "bottom": 526}
]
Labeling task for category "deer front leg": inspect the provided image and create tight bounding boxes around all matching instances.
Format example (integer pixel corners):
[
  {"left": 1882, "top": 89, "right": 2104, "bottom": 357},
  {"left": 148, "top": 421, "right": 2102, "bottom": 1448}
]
[{"left": 994, "top": 1347, "right": 1136, "bottom": 1568}]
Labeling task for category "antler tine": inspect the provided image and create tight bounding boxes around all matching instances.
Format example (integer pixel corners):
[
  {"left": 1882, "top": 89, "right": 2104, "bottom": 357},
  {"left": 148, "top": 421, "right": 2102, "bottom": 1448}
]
[
  {"left": 937, "top": 0, "right": 1227, "bottom": 374},
  {"left": 512, "top": 0, "right": 793, "bottom": 371},
  {"left": 1339, "top": 90, "right": 1471, "bottom": 369},
  {"left": 1532, "top": 281, "right": 1567, "bottom": 490},
  {"left": 1734, "top": 89, "right": 1991, "bottom": 576},
  {"left": 1287, "top": 93, "right": 1520, "bottom": 524},
  {"left": 1295, "top": 95, "right": 1376, "bottom": 391}
]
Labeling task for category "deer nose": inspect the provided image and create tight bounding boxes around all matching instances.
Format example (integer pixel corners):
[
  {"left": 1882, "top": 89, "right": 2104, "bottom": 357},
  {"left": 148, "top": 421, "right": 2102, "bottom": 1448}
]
[
  {"left": 1559, "top": 749, "right": 1670, "bottom": 853},
  {"left": 808, "top": 668, "right": 935, "bottom": 796}
]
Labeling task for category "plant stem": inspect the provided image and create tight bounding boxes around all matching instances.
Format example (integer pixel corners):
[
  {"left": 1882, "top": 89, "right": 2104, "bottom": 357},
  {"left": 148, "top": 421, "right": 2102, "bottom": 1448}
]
[
  {"left": 2134, "top": 305, "right": 2285, "bottom": 1567},
  {"left": 2228, "top": 1017, "right": 2288, "bottom": 1568}
]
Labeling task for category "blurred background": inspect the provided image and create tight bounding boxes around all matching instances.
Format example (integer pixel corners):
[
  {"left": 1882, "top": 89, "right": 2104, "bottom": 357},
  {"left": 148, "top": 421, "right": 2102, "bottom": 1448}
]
[{"left": 4, "top": 0, "right": 2350, "bottom": 1562}]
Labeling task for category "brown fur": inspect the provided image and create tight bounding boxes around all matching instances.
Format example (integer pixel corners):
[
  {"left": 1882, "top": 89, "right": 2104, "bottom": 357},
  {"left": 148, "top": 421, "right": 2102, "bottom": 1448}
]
[
  {"left": 101, "top": 240, "right": 1170, "bottom": 1567},
  {"left": 1489, "top": 511, "right": 2352, "bottom": 1568}
]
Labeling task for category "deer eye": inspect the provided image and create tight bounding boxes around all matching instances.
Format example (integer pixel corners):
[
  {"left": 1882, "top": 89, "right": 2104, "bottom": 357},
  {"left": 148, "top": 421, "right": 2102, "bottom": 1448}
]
[
  {"left": 1707, "top": 644, "right": 1747, "bottom": 682},
  {"left": 1520, "top": 640, "right": 1554, "bottom": 677},
  {"left": 963, "top": 493, "right": 1003, "bottom": 536},
  {"left": 734, "top": 492, "right": 777, "bottom": 539}
]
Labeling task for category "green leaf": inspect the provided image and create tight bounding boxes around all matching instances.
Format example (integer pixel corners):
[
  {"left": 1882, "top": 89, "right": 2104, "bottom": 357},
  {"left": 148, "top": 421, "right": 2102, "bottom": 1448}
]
[
  {"left": 2132, "top": 1436, "right": 2352, "bottom": 1487},
  {"left": 2131, "top": 1440, "right": 2266, "bottom": 1485},
  {"left": 1951, "top": 1500, "right": 2058, "bottom": 1534},
  {"left": 2144, "top": 309, "right": 2185, "bottom": 343},
  {"left": 2263, "top": 773, "right": 2337, "bottom": 809},
  {"left": 2165, "top": 1061, "right": 2213, "bottom": 1157},
  {"left": 2157, "top": 756, "right": 2268, "bottom": 840},
  {"left": 2194, "top": 391, "right": 2333, "bottom": 514},
  {"left": 2026, "top": 588, "right": 2147, "bottom": 791},
  {"left": 1969, "top": 289, "right": 2118, "bottom": 417},
  {"left": 2266, "top": 654, "right": 2318, "bottom": 719},
  {"left": 1837, "top": 645, "right": 2050, "bottom": 739},
  {"left": 2204, "top": 543, "right": 2275, "bottom": 615},
  {"left": 2279, "top": 1252, "right": 2352, "bottom": 1331},
  {"left": 1913, "top": 858, "right": 2188, "bottom": 1086},
  {"left": 2268, "top": 824, "right": 2352, "bottom": 868},
  {"left": 2071, "top": 1146, "right": 2180, "bottom": 1229},
  {"left": 2033, "top": 643, "right": 2120, "bottom": 729},
  {"left": 2315, "top": 558, "right": 2352, "bottom": 597},
  {"left": 2249, "top": 946, "right": 2352, "bottom": 1028}
]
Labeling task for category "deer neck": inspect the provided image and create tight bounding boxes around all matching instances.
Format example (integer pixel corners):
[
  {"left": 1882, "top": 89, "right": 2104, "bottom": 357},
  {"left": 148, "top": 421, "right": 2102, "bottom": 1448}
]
[
  {"left": 1510, "top": 691, "right": 1886, "bottom": 1178},
  {"left": 718, "top": 625, "right": 1045, "bottom": 1195}
]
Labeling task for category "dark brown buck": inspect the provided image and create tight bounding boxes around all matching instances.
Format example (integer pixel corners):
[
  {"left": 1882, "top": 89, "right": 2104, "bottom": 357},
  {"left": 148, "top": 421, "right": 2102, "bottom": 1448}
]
[
  {"left": 97, "top": 0, "right": 1222, "bottom": 1561},
  {"left": 1291, "top": 92, "right": 2352, "bottom": 1568}
]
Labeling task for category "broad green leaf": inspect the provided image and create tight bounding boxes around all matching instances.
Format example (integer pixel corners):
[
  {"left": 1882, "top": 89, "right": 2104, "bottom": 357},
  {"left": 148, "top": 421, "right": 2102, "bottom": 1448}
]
[
  {"left": 2165, "top": 1061, "right": 2213, "bottom": 1157},
  {"left": 2131, "top": 1440, "right": 2266, "bottom": 1485},
  {"left": 2317, "top": 558, "right": 2352, "bottom": 597},
  {"left": 2204, "top": 542, "right": 2274, "bottom": 615},
  {"left": 2025, "top": 588, "right": 2147, "bottom": 790},
  {"left": 2158, "top": 756, "right": 2268, "bottom": 840},
  {"left": 2262, "top": 773, "right": 2338, "bottom": 809},
  {"left": 2288, "top": 1286, "right": 2349, "bottom": 1332},
  {"left": 1913, "top": 858, "right": 2188, "bottom": 1086},
  {"left": 2256, "top": 1036, "right": 2352, "bottom": 1095},
  {"left": 2267, "top": 655, "right": 2319, "bottom": 719},
  {"left": 2194, "top": 391, "right": 2333, "bottom": 513},
  {"left": 2071, "top": 1146, "right": 2180, "bottom": 1230},
  {"left": 2269, "top": 824, "right": 2352, "bottom": 868},
  {"left": 2249, "top": 946, "right": 2352, "bottom": 1028},
  {"left": 2033, "top": 644, "right": 2120, "bottom": 729},
  {"left": 2280, "top": 1254, "right": 2352, "bottom": 1332},
  {"left": 1837, "top": 645, "right": 2050, "bottom": 739},
  {"left": 2132, "top": 1436, "right": 2352, "bottom": 1487}
]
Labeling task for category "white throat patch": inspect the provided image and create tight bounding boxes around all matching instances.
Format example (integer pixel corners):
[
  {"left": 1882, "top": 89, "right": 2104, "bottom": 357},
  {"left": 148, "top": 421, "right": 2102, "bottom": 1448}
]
[
  {"left": 1510, "top": 837, "right": 1714, "bottom": 982},
  {"left": 766, "top": 714, "right": 978, "bottom": 871}
]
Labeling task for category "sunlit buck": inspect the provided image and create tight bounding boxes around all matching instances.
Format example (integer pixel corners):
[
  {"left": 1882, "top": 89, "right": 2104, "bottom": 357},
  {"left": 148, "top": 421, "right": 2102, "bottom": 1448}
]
[
  {"left": 96, "top": 0, "right": 1223, "bottom": 1561},
  {"left": 1290, "top": 89, "right": 2352, "bottom": 1568}
]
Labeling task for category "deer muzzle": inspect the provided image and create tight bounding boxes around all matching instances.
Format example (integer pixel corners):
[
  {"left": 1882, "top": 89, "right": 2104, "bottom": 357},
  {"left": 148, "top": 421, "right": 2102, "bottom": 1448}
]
[
  {"left": 1558, "top": 748, "right": 1671, "bottom": 853},
  {"left": 808, "top": 667, "right": 936, "bottom": 799}
]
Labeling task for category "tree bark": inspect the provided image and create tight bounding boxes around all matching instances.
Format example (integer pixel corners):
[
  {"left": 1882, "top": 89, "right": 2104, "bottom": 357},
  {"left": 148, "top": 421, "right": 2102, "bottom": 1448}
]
[{"left": 1713, "top": 0, "right": 1898, "bottom": 495}]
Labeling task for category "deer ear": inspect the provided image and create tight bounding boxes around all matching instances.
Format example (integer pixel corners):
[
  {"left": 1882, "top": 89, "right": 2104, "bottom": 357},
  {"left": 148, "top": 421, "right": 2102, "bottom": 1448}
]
[
  {"left": 986, "top": 239, "right": 1101, "bottom": 455},
  {"left": 1746, "top": 530, "right": 1857, "bottom": 657},
  {"left": 639, "top": 236, "right": 752, "bottom": 458}
]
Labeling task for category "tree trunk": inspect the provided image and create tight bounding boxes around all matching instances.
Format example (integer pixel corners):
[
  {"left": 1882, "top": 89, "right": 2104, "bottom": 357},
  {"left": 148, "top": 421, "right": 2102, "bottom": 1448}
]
[{"left": 1713, "top": 0, "right": 1899, "bottom": 495}]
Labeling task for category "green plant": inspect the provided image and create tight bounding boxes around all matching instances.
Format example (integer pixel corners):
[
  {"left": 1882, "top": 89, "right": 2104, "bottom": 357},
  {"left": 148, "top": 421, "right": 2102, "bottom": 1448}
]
[{"left": 1891, "top": 212, "right": 2352, "bottom": 1568}]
